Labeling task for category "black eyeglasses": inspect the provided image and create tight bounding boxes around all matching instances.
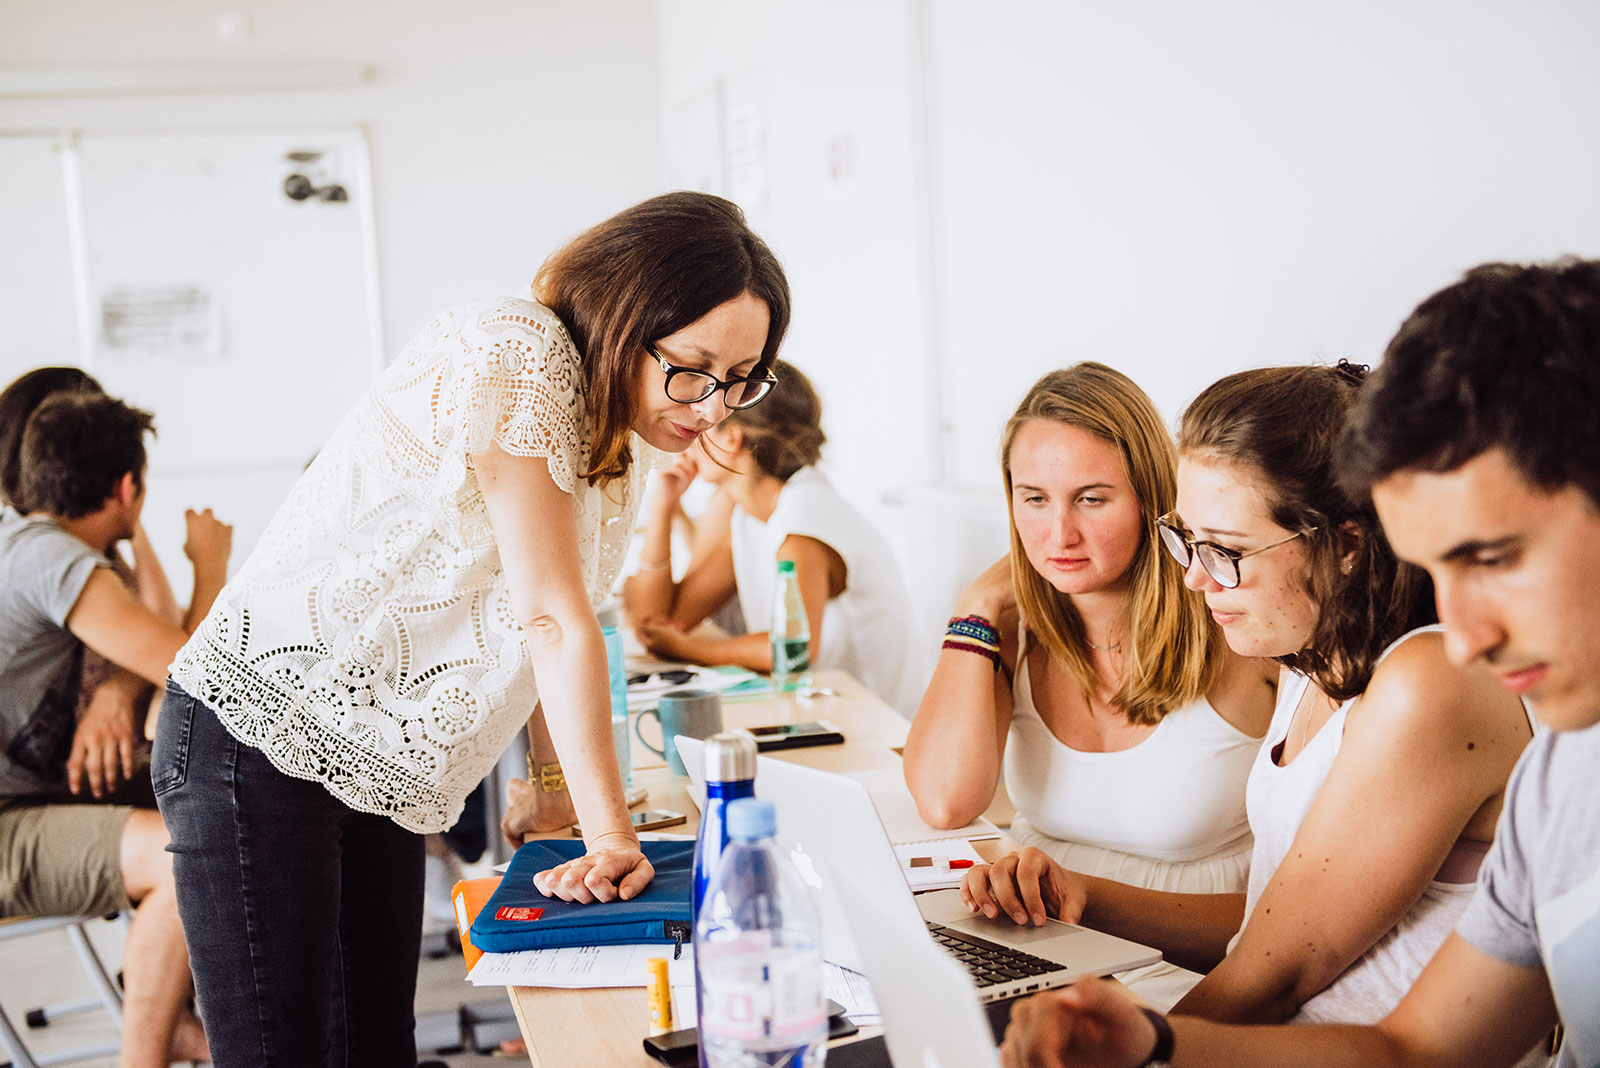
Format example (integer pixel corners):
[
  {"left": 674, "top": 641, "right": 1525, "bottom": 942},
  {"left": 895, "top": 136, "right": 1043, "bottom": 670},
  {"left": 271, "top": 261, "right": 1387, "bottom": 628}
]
[
  {"left": 648, "top": 345, "right": 777, "bottom": 410},
  {"left": 1155, "top": 512, "right": 1314, "bottom": 590}
]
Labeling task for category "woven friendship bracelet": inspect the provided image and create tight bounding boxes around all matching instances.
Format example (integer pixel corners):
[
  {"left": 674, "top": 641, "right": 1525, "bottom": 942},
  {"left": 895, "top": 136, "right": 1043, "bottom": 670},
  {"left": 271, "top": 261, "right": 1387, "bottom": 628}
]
[
  {"left": 943, "top": 638, "right": 1002, "bottom": 671},
  {"left": 947, "top": 614, "right": 1001, "bottom": 646}
]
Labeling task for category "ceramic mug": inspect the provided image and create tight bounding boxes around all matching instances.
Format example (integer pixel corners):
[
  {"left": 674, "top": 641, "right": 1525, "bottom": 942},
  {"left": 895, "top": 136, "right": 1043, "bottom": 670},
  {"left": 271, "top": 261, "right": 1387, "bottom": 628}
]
[{"left": 635, "top": 688, "right": 725, "bottom": 777}]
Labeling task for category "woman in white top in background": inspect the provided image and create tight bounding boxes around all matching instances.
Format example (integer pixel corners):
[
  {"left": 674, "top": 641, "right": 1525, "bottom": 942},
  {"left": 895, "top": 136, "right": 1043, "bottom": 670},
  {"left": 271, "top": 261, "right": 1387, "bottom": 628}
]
[
  {"left": 628, "top": 361, "right": 922, "bottom": 713},
  {"left": 967, "top": 364, "right": 1538, "bottom": 1043},
  {"left": 154, "top": 192, "right": 792, "bottom": 1068},
  {"left": 905, "top": 363, "right": 1277, "bottom": 1010}
]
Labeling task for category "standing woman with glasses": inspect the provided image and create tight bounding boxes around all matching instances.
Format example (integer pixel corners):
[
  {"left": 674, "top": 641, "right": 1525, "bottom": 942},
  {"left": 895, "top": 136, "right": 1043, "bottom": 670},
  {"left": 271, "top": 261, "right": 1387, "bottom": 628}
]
[
  {"left": 965, "top": 363, "right": 1536, "bottom": 1033},
  {"left": 153, "top": 192, "right": 790, "bottom": 1067},
  {"left": 906, "top": 364, "right": 1277, "bottom": 1010},
  {"left": 625, "top": 360, "right": 922, "bottom": 713}
]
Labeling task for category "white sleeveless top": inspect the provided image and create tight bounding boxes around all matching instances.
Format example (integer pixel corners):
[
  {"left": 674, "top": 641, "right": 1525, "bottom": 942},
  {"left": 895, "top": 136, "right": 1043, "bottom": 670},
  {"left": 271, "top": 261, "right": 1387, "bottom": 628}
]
[
  {"left": 1239, "top": 625, "right": 1513, "bottom": 1024},
  {"left": 1003, "top": 627, "right": 1261, "bottom": 866},
  {"left": 729, "top": 466, "right": 922, "bottom": 715},
  {"left": 171, "top": 296, "right": 656, "bottom": 834}
]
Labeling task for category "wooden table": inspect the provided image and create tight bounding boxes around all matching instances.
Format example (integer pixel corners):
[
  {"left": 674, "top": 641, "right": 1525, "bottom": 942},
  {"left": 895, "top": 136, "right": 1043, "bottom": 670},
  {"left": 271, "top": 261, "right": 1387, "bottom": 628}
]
[{"left": 505, "top": 669, "right": 957, "bottom": 1067}]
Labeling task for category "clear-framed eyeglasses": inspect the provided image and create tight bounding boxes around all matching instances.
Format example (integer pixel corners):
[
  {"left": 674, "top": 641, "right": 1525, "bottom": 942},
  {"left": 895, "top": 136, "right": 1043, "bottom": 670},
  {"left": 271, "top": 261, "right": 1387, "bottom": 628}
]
[
  {"left": 648, "top": 345, "right": 777, "bottom": 410},
  {"left": 1155, "top": 511, "right": 1314, "bottom": 590}
]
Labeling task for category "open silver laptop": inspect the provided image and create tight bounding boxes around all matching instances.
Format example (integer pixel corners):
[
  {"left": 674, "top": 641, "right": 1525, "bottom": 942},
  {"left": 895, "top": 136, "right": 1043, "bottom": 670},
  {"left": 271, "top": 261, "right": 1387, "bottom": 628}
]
[
  {"left": 832, "top": 863, "right": 1001, "bottom": 1067},
  {"left": 677, "top": 738, "right": 1160, "bottom": 1003}
]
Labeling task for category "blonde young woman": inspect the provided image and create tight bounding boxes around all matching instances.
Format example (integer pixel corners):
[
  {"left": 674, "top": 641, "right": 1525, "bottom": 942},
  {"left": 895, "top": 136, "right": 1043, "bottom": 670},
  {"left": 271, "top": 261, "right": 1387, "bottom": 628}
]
[
  {"left": 971, "top": 365, "right": 1538, "bottom": 1054},
  {"left": 627, "top": 361, "right": 921, "bottom": 713},
  {"left": 904, "top": 363, "right": 1276, "bottom": 1009}
]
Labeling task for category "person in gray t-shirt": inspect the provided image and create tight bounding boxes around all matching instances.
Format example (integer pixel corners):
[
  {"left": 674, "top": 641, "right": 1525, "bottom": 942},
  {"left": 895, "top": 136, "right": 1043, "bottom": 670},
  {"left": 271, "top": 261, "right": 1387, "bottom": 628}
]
[
  {"left": 994, "top": 262, "right": 1600, "bottom": 1068},
  {"left": 0, "top": 508, "right": 111, "bottom": 798},
  {"left": 0, "top": 387, "right": 230, "bottom": 1068}
]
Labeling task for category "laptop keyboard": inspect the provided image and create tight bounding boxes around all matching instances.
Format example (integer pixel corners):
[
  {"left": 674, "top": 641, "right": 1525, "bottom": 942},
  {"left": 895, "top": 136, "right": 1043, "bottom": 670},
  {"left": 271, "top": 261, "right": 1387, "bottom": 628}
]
[{"left": 925, "top": 921, "right": 1060, "bottom": 988}]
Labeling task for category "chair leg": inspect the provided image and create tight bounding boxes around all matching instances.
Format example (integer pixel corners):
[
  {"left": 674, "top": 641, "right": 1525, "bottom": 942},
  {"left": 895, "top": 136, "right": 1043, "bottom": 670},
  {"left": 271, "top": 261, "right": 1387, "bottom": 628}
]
[
  {"left": 62, "top": 924, "right": 122, "bottom": 1029},
  {"left": 0, "top": 999, "right": 44, "bottom": 1068}
]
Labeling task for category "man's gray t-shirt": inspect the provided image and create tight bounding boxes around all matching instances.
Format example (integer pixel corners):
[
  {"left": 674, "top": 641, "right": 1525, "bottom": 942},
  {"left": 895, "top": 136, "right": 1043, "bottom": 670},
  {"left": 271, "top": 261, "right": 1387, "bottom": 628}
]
[
  {"left": 0, "top": 508, "right": 106, "bottom": 799},
  {"left": 1456, "top": 721, "right": 1600, "bottom": 1066}
]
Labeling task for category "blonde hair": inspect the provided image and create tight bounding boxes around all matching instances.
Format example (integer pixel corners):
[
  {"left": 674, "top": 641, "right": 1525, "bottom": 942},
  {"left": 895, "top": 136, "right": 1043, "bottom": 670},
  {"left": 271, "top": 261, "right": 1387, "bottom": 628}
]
[{"left": 1002, "top": 363, "right": 1222, "bottom": 726}]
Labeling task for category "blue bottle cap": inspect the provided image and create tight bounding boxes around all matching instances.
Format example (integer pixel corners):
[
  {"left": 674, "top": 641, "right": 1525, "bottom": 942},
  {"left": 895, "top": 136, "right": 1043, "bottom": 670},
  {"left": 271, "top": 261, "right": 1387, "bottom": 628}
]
[{"left": 725, "top": 798, "right": 777, "bottom": 840}]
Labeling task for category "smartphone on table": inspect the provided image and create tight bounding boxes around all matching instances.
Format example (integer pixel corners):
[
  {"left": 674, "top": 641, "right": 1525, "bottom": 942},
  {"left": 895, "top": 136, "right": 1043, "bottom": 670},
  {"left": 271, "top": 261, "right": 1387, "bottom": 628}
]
[
  {"left": 746, "top": 720, "right": 845, "bottom": 751},
  {"left": 571, "top": 809, "right": 687, "bottom": 837}
]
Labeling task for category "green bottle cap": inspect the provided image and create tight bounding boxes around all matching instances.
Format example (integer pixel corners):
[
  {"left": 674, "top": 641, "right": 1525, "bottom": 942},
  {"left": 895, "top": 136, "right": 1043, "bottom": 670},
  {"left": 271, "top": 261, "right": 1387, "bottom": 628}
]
[{"left": 777, "top": 560, "right": 796, "bottom": 574}]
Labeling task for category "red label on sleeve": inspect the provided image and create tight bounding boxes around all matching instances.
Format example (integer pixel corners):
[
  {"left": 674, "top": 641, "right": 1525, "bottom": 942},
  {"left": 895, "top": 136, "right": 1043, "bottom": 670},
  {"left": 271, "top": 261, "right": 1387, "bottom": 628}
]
[{"left": 495, "top": 906, "right": 545, "bottom": 922}]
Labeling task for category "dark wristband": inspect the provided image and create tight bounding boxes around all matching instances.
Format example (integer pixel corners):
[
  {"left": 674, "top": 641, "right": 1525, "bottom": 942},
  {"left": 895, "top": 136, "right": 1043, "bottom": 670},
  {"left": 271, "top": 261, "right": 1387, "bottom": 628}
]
[{"left": 1138, "top": 1007, "right": 1174, "bottom": 1066}]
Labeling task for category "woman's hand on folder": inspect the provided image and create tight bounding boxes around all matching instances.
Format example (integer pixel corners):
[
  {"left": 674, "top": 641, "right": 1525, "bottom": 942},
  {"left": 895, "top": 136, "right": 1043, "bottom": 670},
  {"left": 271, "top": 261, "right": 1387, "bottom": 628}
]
[{"left": 532, "top": 831, "right": 656, "bottom": 904}]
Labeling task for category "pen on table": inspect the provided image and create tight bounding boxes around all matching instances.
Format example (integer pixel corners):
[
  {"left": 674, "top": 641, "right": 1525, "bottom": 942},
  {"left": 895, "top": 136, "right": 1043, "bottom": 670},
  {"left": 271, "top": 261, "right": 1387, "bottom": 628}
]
[{"left": 646, "top": 956, "right": 673, "bottom": 1036}]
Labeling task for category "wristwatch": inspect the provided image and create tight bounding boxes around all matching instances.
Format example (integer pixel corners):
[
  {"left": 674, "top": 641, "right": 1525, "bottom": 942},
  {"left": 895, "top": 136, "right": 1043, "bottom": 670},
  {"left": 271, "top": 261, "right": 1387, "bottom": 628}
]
[{"left": 1138, "top": 1008, "right": 1174, "bottom": 1067}]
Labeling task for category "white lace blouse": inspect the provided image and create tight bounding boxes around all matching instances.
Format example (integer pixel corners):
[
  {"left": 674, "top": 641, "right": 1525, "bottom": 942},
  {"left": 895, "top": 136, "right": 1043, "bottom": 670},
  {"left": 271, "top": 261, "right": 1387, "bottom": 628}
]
[{"left": 170, "top": 295, "right": 657, "bottom": 833}]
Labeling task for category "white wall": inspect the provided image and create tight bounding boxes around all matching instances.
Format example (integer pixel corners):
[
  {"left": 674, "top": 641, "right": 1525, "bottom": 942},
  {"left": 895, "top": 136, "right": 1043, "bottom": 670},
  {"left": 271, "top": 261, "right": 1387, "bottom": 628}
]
[
  {"left": 0, "top": 0, "right": 665, "bottom": 594},
  {"left": 655, "top": 0, "right": 1600, "bottom": 655}
]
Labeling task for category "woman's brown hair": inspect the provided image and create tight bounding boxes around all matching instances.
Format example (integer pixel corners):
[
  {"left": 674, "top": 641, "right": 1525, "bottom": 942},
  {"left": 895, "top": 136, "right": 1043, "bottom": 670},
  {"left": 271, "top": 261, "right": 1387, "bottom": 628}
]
[
  {"left": 1003, "top": 363, "right": 1223, "bottom": 726},
  {"left": 1178, "top": 363, "right": 1435, "bottom": 701},
  {"left": 534, "top": 191, "right": 791, "bottom": 485},
  {"left": 0, "top": 366, "right": 104, "bottom": 510},
  {"left": 719, "top": 360, "right": 825, "bottom": 482}
]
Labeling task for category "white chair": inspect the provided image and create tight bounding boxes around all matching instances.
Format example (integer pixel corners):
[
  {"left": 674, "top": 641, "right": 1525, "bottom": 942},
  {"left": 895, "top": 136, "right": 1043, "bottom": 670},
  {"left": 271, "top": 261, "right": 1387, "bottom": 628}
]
[{"left": 0, "top": 914, "right": 123, "bottom": 1068}]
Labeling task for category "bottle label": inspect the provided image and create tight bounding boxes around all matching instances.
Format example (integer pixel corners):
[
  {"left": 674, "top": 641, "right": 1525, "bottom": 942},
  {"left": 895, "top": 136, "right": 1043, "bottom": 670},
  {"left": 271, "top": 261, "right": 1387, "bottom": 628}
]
[
  {"left": 771, "top": 638, "right": 810, "bottom": 678},
  {"left": 699, "top": 939, "right": 825, "bottom": 1043}
]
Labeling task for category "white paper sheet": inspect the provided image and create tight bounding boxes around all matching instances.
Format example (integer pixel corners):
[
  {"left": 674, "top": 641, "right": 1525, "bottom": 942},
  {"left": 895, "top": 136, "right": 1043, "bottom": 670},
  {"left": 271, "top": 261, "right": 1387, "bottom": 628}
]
[
  {"left": 668, "top": 960, "right": 880, "bottom": 1028},
  {"left": 842, "top": 768, "right": 999, "bottom": 844},
  {"left": 467, "top": 942, "right": 694, "bottom": 989},
  {"left": 893, "top": 838, "right": 988, "bottom": 892}
]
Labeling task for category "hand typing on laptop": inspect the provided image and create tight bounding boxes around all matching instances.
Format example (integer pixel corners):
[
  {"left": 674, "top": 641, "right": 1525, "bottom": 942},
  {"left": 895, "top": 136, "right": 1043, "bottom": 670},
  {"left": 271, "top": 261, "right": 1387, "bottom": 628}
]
[{"left": 962, "top": 848, "right": 1088, "bottom": 928}]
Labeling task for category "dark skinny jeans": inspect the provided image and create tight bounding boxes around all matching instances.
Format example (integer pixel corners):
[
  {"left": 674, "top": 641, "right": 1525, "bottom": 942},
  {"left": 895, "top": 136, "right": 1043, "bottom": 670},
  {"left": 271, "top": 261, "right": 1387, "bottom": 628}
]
[{"left": 154, "top": 680, "right": 425, "bottom": 1068}]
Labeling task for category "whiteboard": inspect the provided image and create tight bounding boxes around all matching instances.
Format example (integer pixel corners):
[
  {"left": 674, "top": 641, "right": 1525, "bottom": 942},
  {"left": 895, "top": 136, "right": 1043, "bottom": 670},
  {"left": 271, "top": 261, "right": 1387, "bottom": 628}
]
[
  {"left": 0, "top": 126, "right": 383, "bottom": 599},
  {"left": 73, "top": 127, "right": 382, "bottom": 474}
]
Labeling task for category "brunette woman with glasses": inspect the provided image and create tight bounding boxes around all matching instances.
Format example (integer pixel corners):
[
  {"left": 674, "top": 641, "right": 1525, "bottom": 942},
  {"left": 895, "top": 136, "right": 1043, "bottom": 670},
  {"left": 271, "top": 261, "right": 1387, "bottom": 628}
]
[
  {"left": 152, "top": 192, "right": 791, "bottom": 1067},
  {"left": 624, "top": 360, "right": 922, "bottom": 714},
  {"left": 966, "top": 364, "right": 1539, "bottom": 1042},
  {"left": 904, "top": 363, "right": 1278, "bottom": 1010}
]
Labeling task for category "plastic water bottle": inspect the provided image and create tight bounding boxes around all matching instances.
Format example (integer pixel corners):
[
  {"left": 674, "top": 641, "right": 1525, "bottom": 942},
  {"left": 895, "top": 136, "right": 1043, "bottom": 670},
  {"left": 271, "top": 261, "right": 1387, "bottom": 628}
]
[
  {"left": 693, "top": 732, "right": 757, "bottom": 921},
  {"left": 695, "top": 798, "right": 826, "bottom": 1068},
  {"left": 770, "top": 560, "right": 810, "bottom": 693},
  {"left": 597, "top": 600, "right": 631, "bottom": 788}
]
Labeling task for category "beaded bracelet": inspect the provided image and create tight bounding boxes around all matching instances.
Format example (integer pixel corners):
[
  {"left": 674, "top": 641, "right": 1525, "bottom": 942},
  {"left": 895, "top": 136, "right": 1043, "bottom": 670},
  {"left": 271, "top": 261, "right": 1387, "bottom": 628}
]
[{"left": 944, "top": 614, "right": 1002, "bottom": 671}]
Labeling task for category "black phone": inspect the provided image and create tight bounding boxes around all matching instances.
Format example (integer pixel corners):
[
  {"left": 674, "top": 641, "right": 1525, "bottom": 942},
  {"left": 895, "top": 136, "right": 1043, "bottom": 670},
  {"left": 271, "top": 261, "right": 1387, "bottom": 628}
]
[
  {"left": 746, "top": 720, "right": 845, "bottom": 751},
  {"left": 571, "top": 809, "right": 687, "bottom": 837},
  {"left": 642, "top": 1000, "right": 857, "bottom": 1066}
]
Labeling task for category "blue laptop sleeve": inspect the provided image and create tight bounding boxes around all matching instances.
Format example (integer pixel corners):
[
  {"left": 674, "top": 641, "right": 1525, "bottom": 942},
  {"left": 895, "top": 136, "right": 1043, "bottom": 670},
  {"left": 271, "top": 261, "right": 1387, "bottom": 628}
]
[{"left": 470, "top": 839, "right": 695, "bottom": 954}]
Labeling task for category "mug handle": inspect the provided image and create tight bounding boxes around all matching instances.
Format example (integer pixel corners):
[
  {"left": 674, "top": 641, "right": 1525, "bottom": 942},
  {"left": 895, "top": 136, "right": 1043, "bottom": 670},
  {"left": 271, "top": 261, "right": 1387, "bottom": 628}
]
[{"left": 635, "top": 707, "right": 666, "bottom": 758}]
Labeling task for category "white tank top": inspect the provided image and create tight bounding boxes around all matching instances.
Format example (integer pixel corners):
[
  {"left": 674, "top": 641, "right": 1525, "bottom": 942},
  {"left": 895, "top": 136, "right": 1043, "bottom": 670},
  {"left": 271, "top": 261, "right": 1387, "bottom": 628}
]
[
  {"left": 1002, "top": 627, "right": 1261, "bottom": 864},
  {"left": 729, "top": 466, "right": 923, "bottom": 715},
  {"left": 1239, "top": 625, "right": 1517, "bottom": 1024}
]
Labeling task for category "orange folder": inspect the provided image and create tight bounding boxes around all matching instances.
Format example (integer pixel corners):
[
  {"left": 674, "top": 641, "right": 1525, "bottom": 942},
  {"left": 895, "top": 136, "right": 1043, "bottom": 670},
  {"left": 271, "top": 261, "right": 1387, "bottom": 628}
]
[{"left": 451, "top": 876, "right": 504, "bottom": 973}]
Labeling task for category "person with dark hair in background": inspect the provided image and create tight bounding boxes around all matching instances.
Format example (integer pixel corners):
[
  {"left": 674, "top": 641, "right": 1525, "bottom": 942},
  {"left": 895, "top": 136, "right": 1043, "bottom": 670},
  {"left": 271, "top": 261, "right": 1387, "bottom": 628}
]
[
  {"left": 1, "top": 368, "right": 191, "bottom": 708},
  {"left": 996, "top": 259, "right": 1600, "bottom": 1065},
  {"left": 625, "top": 359, "right": 922, "bottom": 713},
  {"left": 1, "top": 390, "right": 230, "bottom": 1068},
  {"left": 156, "top": 191, "right": 792, "bottom": 1066}
]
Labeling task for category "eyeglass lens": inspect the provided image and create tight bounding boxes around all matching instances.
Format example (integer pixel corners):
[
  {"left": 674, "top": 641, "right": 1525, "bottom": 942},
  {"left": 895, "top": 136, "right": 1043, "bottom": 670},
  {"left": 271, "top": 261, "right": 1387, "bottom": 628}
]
[
  {"left": 1157, "top": 523, "right": 1239, "bottom": 588},
  {"left": 665, "top": 372, "right": 770, "bottom": 409}
]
